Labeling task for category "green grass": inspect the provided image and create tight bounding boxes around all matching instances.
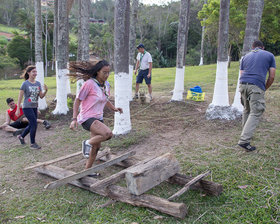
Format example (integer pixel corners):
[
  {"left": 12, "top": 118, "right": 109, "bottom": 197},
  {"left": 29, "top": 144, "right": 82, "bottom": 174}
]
[
  {"left": 0, "top": 24, "right": 26, "bottom": 35},
  {"left": 0, "top": 57, "right": 279, "bottom": 223}
]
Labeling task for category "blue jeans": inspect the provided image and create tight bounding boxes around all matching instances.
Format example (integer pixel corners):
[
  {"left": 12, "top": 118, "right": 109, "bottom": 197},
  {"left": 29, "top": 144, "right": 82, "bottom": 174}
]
[{"left": 21, "top": 108, "right": 38, "bottom": 144}]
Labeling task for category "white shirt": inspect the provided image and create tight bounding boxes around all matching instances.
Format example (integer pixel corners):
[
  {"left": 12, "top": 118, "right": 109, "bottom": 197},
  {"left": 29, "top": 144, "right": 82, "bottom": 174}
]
[{"left": 136, "top": 51, "right": 152, "bottom": 70}]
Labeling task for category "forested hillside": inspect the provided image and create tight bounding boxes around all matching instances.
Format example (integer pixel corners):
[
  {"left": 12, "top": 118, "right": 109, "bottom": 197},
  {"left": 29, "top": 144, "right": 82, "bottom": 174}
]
[{"left": 0, "top": 0, "right": 279, "bottom": 79}]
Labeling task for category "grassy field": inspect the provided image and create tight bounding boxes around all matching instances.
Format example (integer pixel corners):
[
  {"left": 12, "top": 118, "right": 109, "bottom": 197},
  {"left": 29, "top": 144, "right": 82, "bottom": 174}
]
[
  {"left": 0, "top": 24, "right": 26, "bottom": 35},
  {"left": 0, "top": 59, "right": 279, "bottom": 223}
]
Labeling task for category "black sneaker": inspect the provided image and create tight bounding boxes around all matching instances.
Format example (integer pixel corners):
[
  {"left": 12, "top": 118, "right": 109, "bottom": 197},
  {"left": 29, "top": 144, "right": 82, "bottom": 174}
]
[
  {"left": 18, "top": 135, "right": 25, "bottom": 145},
  {"left": 13, "top": 128, "right": 24, "bottom": 137},
  {"left": 30, "top": 143, "right": 41, "bottom": 149},
  {"left": 43, "top": 120, "right": 51, "bottom": 129},
  {"left": 82, "top": 140, "right": 91, "bottom": 158},
  {"left": 238, "top": 143, "right": 256, "bottom": 152}
]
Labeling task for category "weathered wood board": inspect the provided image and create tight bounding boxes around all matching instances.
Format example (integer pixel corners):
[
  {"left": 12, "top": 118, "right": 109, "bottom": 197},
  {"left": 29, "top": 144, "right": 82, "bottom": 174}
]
[
  {"left": 125, "top": 153, "right": 180, "bottom": 195},
  {"left": 35, "top": 165, "right": 187, "bottom": 219},
  {"left": 44, "top": 151, "right": 135, "bottom": 189}
]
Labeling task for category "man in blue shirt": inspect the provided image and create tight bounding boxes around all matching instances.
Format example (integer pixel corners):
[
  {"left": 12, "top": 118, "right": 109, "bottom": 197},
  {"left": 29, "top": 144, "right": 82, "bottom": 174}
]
[{"left": 238, "top": 40, "right": 276, "bottom": 151}]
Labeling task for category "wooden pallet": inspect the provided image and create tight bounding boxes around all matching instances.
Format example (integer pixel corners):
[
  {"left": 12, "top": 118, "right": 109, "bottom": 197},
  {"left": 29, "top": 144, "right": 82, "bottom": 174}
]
[{"left": 26, "top": 149, "right": 223, "bottom": 219}]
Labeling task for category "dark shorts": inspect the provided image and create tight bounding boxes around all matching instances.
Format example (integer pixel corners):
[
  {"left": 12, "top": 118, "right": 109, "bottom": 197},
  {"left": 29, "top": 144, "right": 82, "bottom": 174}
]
[
  {"left": 136, "top": 69, "right": 151, "bottom": 85},
  {"left": 81, "top": 118, "right": 103, "bottom": 131},
  {"left": 9, "top": 120, "right": 28, "bottom": 129}
]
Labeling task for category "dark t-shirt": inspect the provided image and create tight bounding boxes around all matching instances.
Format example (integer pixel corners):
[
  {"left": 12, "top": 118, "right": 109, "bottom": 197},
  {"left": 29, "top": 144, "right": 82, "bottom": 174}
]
[
  {"left": 240, "top": 49, "right": 276, "bottom": 91},
  {"left": 20, "top": 80, "right": 42, "bottom": 108}
]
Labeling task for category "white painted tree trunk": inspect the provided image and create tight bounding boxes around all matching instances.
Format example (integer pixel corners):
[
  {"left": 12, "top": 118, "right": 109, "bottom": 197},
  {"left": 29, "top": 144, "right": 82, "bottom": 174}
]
[
  {"left": 199, "top": 22, "right": 205, "bottom": 66},
  {"left": 53, "top": 68, "right": 69, "bottom": 115},
  {"left": 171, "top": 0, "right": 190, "bottom": 101},
  {"left": 34, "top": 0, "right": 47, "bottom": 110},
  {"left": 211, "top": 61, "right": 229, "bottom": 106},
  {"left": 53, "top": 0, "right": 69, "bottom": 115},
  {"left": 36, "top": 61, "right": 48, "bottom": 110},
  {"left": 76, "top": 79, "right": 84, "bottom": 96},
  {"left": 113, "top": 72, "right": 132, "bottom": 135},
  {"left": 128, "top": 65, "right": 133, "bottom": 101},
  {"left": 231, "top": 0, "right": 264, "bottom": 112},
  {"left": 171, "top": 67, "right": 185, "bottom": 101},
  {"left": 113, "top": 0, "right": 131, "bottom": 135},
  {"left": 231, "top": 70, "right": 243, "bottom": 112},
  {"left": 66, "top": 62, "right": 71, "bottom": 94}
]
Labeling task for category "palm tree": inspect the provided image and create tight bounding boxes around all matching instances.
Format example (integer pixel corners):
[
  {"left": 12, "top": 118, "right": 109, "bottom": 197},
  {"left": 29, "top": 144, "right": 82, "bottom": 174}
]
[
  {"left": 76, "top": 0, "right": 90, "bottom": 95},
  {"left": 113, "top": 0, "right": 131, "bottom": 135},
  {"left": 206, "top": 0, "right": 230, "bottom": 119},
  {"left": 232, "top": 0, "right": 264, "bottom": 112},
  {"left": 171, "top": 0, "right": 191, "bottom": 101},
  {"left": 34, "top": 0, "right": 47, "bottom": 110},
  {"left": 128, "top": 0, "right": 139, "bottom": 101},
  {"left": 53, "top": 0, "right": 69, "bottom": 115}
]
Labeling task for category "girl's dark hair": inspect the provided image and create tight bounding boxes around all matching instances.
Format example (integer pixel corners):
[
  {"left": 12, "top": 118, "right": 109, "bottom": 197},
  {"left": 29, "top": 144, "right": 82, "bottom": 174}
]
[
  {"left": 69, "top": 60, "right": 109, "bottom": 81},
  {"left": 21, "top": 65, "right": 36, "bottom": 80}
]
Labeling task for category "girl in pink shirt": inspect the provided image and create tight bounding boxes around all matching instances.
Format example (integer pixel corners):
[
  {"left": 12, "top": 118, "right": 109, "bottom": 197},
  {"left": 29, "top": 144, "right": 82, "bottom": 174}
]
[{"left": 69, "top": 60, "right": 122, "bottom": 173}]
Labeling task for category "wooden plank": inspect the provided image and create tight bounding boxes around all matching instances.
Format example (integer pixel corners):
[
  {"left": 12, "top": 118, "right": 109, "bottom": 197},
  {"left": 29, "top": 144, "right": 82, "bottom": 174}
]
[
  {"left": 24, "top": 148, "right": 111, "bottom": 170},
  {"left": 65, "top": 148, "right": 111, "bottom": 169},
  {"left": 24, "top": 151, "right": 81, "bottom": 170},
  {"left": 89, "top": 156, "right": 157, "bottom": 192},
  {"left": 168, "top": 171, "right": 211, "bottom": 201},
  {"left": 168, "top": 173, "right": 223, "bottom": 196},
  {"left": 35, "top": 165, "right": 187, "bottom": 219},
  {"left": 100, "top": 155, "right": 223, "bottom": 196},
  {"left": 44, "top": 151, "right": 135, "bottom": 189},
  {"left": 125, "top": 153, "right": 180, "bottom": 195}
]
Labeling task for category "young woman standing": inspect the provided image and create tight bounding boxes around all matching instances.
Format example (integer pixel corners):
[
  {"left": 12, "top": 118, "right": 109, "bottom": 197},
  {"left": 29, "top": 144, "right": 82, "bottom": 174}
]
[
  {"left": 69, "top": 60, "right": 122, "bottom": 173},
  {"left": 16, "top": 65, "right": 48, "bottom": 149}
]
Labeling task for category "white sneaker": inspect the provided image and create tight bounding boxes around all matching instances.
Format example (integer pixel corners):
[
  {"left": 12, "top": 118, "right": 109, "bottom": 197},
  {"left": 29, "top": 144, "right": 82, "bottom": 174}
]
[
  {"left": 82, "top": 140, "right": 91, "bottom": 158},
  {"left": 149, "top": 95, "right": 153, "bottom": 100}
]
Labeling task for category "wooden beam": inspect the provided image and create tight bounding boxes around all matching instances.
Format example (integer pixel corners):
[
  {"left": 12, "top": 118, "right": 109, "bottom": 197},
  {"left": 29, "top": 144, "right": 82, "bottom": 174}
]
[
  {"left": 89, "top": 156, "right": 157, "bottom": 192},
  {"left": 125, "top": 153, "right": 180, "bottom": 195},
  {"left": 35, "top": 165, "right": 187, "bottom": 219},
  {"left": 24, "top": 148, "right": 110, "bottom": 170},
  {"left": 168, "top": 171, "right": 211, "bottom": 201},
  {"left": 44, "top": 151, "right": 135, "bottom": 189},
  {"left": 100, "top": 155, "right": 223, "bottom": 196},
  {"left": 168, "top": 173, "right": 223, "bottom": 196}
]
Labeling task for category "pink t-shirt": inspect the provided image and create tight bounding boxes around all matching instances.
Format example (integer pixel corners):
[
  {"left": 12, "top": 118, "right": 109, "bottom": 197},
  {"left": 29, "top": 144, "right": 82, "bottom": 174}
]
[{"left": 77, "top": 79, "right": 110, "bottom": 124}]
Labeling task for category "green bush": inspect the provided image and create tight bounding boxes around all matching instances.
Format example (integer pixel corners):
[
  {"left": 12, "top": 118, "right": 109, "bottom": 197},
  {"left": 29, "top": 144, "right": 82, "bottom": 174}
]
[
  {"left": 7, "top": 35, "right": 31, "bottom": 68},
  {"left": 0, "top": 55, "right": 20, "bottom": 79}
]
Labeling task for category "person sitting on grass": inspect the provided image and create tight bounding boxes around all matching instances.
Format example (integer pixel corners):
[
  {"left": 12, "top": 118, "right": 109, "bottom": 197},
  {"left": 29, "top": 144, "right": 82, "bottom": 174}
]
[{"left": 0, "top": 98, "right": 51, "bottom": 136}]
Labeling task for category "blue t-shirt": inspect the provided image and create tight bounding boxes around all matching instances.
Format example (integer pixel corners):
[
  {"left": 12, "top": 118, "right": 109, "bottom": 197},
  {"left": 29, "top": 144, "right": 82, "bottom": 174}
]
[
  {"left": 20, "top": 80, "right": 42, "bottom": 108},
  {"left": 240, "top": 49, "right": 276, "bottom": 91}
]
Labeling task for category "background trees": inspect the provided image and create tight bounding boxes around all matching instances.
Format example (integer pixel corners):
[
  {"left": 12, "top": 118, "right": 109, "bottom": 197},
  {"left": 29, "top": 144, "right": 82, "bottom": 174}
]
[{"left": 0, "top": 0, "right": 279, "bottom": 78}]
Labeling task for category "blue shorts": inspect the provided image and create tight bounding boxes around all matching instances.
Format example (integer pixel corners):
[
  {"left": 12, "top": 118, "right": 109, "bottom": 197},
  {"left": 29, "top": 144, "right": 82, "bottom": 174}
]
[{"left": 136, "top": 69, "right": 151, "bottom": 85}]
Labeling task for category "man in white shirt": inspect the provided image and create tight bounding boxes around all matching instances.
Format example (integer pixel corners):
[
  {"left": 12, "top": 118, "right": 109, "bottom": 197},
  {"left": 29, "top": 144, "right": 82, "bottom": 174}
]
[{"left": 134, "top": 43, "right": 153, "bottom": 100}]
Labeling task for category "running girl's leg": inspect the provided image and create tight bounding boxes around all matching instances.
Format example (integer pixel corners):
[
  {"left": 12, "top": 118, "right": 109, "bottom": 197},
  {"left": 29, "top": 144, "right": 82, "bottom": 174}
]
[{"left": 86, "top": 120, "right": 112, "bottom": 169}]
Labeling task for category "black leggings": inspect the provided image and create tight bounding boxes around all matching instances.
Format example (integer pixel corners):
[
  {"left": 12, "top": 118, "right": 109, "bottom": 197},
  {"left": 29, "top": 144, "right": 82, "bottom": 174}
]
[{"left": 21, "top": 108, "right": 38, "bottom": 144}]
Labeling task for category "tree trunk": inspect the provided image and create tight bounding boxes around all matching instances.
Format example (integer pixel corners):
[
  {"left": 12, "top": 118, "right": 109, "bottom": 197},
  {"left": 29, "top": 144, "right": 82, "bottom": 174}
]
[
  {"left": 128, "top": 0, "right": 139, "bottom": 101},
  {"left": 53, "top": 0, "right": 69, "bottom": 115},
  {"left": 199, "top": 0, "right": 207, "bottom": 66},
  {"left": 171, "top": 0, "right": 190, "bottom": 101},
  {"left": 76, "top": 0, "right": 90, "bottom": 96},
  {"left": 232, "top": 0, "right": 264, "bottom": 112},
  {"left": 210, "top": 0, "right": 230, "bottom": 107},
  {"left": 113, "top": 0, "right": 132, "bottom": 135},
  {"left": 34, "top": 0, "right": 47, "bottom": 110}
]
